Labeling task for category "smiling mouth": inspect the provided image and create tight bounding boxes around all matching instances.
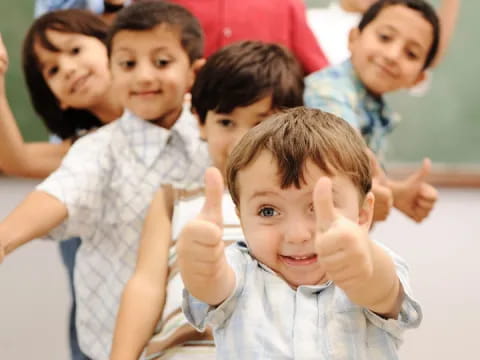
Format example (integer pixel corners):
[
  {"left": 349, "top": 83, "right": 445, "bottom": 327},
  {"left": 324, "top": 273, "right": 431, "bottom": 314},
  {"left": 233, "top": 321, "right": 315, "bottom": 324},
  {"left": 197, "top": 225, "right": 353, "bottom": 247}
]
[
  {"left": 132, "top": 90, "right": 161, "bottom": 97},
  {"left": 280, "top": 254, "right": 318, "bottom": 266},
  {"left": 70, "top": 73, "right": 91, "bottom": 94}
]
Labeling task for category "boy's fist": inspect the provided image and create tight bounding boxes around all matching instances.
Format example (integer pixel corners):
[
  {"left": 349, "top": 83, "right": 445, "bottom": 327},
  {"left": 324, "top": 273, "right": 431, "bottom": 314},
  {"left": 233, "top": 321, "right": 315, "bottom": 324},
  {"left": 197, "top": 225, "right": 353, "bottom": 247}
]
[
  {"left": 177, "top": 167, "right": 225, "bottom": 278},
  {"left": 314, "top": 177, "right": 373, "bottom": 291},
  {"left": 393, "top": 158, "right": 438, "bottom": 222}
]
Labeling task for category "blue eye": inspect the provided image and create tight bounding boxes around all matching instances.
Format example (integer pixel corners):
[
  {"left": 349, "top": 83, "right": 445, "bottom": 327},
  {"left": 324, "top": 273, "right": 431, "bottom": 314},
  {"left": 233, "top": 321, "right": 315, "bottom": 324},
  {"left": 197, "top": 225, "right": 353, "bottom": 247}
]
[{"left": 259, "top": 207, "right": 277, "bottom": 217}]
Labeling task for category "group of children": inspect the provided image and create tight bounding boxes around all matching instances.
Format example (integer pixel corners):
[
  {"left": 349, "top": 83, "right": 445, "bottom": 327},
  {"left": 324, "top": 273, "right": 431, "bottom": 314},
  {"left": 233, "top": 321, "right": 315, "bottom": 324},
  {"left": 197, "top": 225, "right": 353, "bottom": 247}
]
[{"left": 0, "top": 0, "right": 449, "bottom": 359}]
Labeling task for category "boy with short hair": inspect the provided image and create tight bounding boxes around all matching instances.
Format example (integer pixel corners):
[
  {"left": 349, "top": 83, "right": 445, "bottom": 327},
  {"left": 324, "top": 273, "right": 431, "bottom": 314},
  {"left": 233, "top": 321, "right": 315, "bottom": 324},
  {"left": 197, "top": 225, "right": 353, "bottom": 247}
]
[
  {"left": 179, "top": 107, "right": 422, "bottom": 359},
  {"left": 110, "top": 40, "right": 305, "bottom": 359},
  {"left": 0, "top": 2, "right": 209, "bottom": 358},
  {"left": 305, "top": 0, "right": 439, "bottom": 223}
]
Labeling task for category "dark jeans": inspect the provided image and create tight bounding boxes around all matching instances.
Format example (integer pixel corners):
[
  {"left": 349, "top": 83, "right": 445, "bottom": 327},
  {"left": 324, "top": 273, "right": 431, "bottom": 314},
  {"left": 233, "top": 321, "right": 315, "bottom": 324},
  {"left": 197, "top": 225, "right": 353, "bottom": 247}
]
[{"left": 59, "top": 237, "right": 90, "bottom": 360}]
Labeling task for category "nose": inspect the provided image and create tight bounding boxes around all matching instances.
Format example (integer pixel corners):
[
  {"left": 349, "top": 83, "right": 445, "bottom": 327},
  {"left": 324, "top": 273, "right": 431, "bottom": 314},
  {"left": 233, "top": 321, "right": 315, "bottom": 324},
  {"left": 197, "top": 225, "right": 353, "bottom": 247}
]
[
  {"left": 133, "top": 60, "right": 154, "bottom": 86},
  {"left": 58, "top": 55, "right": 76, "bottom": 79},
  {"left": 384, "top": 42, "right": 403, "bottom": 62},
  {"left": 227, "top": 128, "right": 249, "bottom": 155},
  {"left": 284, "top": 215, "right": 314, "bottom": 245}
]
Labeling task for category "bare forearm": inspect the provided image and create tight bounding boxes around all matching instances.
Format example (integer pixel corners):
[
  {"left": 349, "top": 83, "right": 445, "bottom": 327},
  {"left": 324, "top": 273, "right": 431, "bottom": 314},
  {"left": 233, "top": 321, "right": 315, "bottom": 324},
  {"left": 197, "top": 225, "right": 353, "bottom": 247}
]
[
  {"left": 111, "top": 276, "right": 166, "bottom": 360},
  {"left": 344, "top": 243, "right": 402, "bottom": 318},
  {"left": 0, "top": 90, "right": 68, "bottom": 178},
  {"left": 432, "top": 0, "right": 460, "bottom": 67},
  {"left": 1, "top": 191, "right": 68, "bottom": 254}
]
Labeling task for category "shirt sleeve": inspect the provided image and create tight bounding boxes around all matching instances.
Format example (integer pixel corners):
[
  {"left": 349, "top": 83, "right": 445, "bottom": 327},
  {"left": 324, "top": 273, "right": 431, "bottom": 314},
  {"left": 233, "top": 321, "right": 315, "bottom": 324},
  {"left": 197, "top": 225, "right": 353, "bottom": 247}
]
[
  {"left": 288, "top": 0, "right": 329, "bottom": 74},
  {"left": 36, "top": 130, "right": 112, "bottom": 241},
  {"left": 304, "top": 76, "right": 360, "bottom": 130},
  {"left": 182, "top": 244, "right": 248, "bottom": 331},
  {"left": 34, "top": 0, "right": 97, "bottom": 17},
  {"left": 363, "top": 243, "right": 423, "bottom": 343}
]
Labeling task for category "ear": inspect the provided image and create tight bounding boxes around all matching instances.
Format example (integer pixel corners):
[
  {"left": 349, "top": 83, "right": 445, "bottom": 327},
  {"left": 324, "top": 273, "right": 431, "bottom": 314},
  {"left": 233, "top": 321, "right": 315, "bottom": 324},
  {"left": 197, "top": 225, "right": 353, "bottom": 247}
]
[
  {"left": 409, "top": 70, "right": 427, "bottom": 88},
  {"left": 348, "top": 27, "right": 360, "bottom": 53},
  {"left": 187, "top": 58, "right": 206, "bottom": 90},
  {"left": 358, "top": 191, "right": 374, "bottom": 230}
]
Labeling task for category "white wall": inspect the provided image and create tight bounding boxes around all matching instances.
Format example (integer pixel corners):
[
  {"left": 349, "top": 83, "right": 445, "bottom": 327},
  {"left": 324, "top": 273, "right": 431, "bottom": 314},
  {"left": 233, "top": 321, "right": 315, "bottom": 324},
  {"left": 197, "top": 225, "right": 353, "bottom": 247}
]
[{"left": 0, "top": 177, "right": 479, "bottom": 359}]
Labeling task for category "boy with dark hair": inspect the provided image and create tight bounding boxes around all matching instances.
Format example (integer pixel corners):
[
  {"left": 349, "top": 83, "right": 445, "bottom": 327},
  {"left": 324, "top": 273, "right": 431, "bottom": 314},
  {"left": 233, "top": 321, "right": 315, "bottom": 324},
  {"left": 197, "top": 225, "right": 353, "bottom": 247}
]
[
  {"left": 0, "top": 2, "right": 209, "bottom": 358},
  {"left": 305, "top": 0, "right": 439, "bottom": 223},
  {"left": 179, "top": 107, "right": 421, "bottom": 359},
  {"left": 110, "top": 40, "right": 305, "bottom": 359}
]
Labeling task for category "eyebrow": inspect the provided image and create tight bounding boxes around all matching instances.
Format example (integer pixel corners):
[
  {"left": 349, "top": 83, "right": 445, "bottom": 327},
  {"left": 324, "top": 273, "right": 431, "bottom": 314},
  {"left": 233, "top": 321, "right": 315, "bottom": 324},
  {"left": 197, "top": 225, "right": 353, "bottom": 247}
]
[
  {"left": 113, "top": 46, "right": 172, "bottom": 54},
  {"left": 380, "top": 25, "right": 426, "bottom": 51},
  {"left": 248, "top": 190, "right": 280, "bottom": 202}
]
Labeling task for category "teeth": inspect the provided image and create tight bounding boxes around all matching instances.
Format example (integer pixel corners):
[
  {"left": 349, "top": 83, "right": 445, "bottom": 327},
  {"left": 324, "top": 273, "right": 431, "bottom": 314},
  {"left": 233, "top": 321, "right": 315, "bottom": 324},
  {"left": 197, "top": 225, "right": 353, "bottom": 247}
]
[{"left": 291, "top": 255, "right": 312, "bottom": 260}]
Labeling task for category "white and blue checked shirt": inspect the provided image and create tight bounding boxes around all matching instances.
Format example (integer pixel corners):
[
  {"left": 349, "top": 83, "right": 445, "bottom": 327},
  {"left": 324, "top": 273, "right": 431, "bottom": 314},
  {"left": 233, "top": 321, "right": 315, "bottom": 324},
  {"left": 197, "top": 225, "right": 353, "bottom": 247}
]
[
  {"left": 184, "top": 241, "right": 422, "bottom": 360},
  {"left": 37, "top": 108, "right": 209, "bottom": 360},
  {"left": 34, "top": 0, "right": 132, "bottom": 17}
]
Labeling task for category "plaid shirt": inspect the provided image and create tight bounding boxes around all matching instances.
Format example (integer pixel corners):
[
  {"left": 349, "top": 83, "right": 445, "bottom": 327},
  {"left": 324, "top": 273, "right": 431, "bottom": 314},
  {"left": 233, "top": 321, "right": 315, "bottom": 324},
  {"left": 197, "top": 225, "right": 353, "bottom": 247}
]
[
  {"left": 304, "top": 60, "right": 399, "bottom": 158},
  {"left": 37, "top": 108, "right": 209, "bottom": 359},
  {"left": 184, "top": 241, "right": 422, "bottom": 360}
]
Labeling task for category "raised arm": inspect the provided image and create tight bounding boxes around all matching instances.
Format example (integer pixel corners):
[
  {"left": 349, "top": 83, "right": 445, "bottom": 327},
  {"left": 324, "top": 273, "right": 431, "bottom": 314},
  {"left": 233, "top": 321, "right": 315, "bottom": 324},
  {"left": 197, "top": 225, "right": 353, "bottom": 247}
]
[
  {"left": 177, "top": 167, "right": 235, "bottom": 306},
  {"left": 0, "top": 190, "right": 68, "bottom": 262},
  {"left": 314, "top": 177, "right": 402, "bottom": 318},
  {"left": 0, "top": 34, "right": 69, "bottom": 178},
  {"left": 431, "top": 0, "right": 461, "bottom": 67},
  {"left": 110, "top": 187, "right": 174, "bottom": 360}
]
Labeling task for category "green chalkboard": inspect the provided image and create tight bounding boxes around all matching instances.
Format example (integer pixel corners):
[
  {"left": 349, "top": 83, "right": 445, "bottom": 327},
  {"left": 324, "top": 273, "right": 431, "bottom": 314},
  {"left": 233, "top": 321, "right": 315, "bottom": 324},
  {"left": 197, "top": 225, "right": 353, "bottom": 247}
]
[
  {"left": 0, "top": 1, "right": 49, "bottom": 142},
  {"left": 0, "top": 1, "right": 479, "bottom": 164}
]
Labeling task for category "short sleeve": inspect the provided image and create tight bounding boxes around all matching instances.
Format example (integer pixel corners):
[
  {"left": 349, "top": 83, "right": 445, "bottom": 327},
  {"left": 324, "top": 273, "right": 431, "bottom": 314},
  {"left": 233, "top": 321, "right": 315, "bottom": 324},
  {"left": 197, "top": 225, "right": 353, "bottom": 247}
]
[
  {"left": 182, "top": 244, "right": 249, "bottom": 331},
  {"left": 36, "top": 130, "right": 112, "bottom": 240},
  {"left": 304, "top": 75, "right": 360, "bottom": 130},
  {"left": 363, "top": 244, "right": 422, "bottom": 343}
]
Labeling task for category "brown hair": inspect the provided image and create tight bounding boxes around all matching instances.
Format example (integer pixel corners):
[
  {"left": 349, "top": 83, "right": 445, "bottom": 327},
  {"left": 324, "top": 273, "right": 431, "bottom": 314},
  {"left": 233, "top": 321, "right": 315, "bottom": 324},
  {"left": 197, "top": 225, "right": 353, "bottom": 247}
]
[
  {"left": 107, "top": 0, "right": 203, "bottom": 63},
  {"left": 192, "top": 40, "right": 304, "bottom": 124},
  {"left": 226, "top": 107, "right": 372, "bottom": 206},
  {"left": 22, "top": 10, "right": 108, "bottom": 139}
]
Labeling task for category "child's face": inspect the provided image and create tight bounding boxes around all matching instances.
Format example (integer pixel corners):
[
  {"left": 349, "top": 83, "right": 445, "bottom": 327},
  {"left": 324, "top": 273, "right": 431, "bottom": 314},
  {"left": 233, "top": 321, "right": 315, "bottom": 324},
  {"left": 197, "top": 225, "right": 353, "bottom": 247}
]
[
  {"left": 110, "top": 25, "right": 196, "bottom": 127},
  {"left": 236, "top": 151, "right": 368, "bottom": 288},
  {"left": 341, "top": 0, "right": 377, "bottom": 13},
  {"left": 200, "top": 96, "right": 273, "bottom": 178},
  {"left": 348, "top": 4, "right": 433, "bottom": 95},
  {"left": 35, "top": 30, "right": 111, "bottom": 112}
]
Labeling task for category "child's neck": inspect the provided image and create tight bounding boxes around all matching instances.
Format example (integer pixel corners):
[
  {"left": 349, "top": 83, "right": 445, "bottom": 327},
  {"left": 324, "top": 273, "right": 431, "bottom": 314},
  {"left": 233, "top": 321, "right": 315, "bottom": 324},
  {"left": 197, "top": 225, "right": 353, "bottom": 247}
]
[
  {"left": 147, "top": 106, "right": 183, "bottom": 129},
  {"left": 88, "top": 84, "right": 124, "bottom": 124}
]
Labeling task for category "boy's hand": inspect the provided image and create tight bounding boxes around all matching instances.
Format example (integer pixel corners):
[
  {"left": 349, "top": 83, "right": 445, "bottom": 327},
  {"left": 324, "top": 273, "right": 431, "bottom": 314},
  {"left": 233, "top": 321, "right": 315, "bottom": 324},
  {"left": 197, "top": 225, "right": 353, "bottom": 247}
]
[
  {"left": 0, "top": 34, "right": 9, "bottom": 77},
  {"left": 177, "top": 167, "right": 225, "bottom": 281},
  {"left": 368, "top": 149, "right": 393, "bottom": 222},
  {"left": 314, "top": 177, "right": 373, "bottom": 291},
  {"left": 391, "top": 158, "right": 438, "bottom": 222},
  {"left": 0, "top": 238, "right": 5, "bottom": 263}
]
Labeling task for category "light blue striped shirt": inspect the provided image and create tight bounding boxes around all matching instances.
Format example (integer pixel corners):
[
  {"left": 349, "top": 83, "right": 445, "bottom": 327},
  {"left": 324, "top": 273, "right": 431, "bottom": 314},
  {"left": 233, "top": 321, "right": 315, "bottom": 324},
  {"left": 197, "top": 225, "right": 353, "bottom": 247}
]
[{"left": 184, "top": 241, "right": 422, "bottom": 360}]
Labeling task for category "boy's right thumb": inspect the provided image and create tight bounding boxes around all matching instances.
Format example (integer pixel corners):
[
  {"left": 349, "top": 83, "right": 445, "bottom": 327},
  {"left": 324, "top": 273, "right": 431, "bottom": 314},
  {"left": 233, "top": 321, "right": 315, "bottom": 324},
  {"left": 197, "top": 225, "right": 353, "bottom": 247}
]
[{"left": 200, "top": 167, "right": 224, "bottom": 227}]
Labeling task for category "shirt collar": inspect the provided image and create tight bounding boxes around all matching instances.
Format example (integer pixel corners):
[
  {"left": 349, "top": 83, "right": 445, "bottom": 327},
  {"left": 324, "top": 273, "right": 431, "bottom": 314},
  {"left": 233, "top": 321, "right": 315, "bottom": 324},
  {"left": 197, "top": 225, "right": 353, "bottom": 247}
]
[{"left": 118, "top": 105, "right": 200, "bottom": 168}]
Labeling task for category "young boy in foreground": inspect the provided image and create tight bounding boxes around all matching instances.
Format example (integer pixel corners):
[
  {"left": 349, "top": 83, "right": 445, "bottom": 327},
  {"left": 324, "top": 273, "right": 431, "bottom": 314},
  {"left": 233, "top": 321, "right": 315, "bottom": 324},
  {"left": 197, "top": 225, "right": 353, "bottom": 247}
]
[
  {"left": 305, "top": 0, "right": 440, "bottom": 223},
  {"left": 179, "top": 107, "right": 422, "bottom": 359}
]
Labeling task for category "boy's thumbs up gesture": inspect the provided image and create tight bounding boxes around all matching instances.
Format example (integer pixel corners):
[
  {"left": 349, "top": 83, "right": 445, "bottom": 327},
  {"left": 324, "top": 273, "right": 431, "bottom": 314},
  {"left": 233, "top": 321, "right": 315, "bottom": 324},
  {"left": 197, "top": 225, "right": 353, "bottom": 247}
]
[
  {"left": 390, "top": 158, "right": 438, "bottom": 222},
  {"left": 314, "top": 177, "right": 373, "bottom": 292},
  {"left": 177, "top": 167, "right": 235, "bottom": 306},
  {"left": 314, "top": 177, "right": 402, "bottom": 317}
]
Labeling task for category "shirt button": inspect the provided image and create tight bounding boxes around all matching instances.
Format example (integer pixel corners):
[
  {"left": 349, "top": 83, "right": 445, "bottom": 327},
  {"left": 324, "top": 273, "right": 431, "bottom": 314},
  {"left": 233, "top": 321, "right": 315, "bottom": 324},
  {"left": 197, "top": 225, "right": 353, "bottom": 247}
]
[{"left": 223, "top": 27, "right": 232, "bottom": 38}]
